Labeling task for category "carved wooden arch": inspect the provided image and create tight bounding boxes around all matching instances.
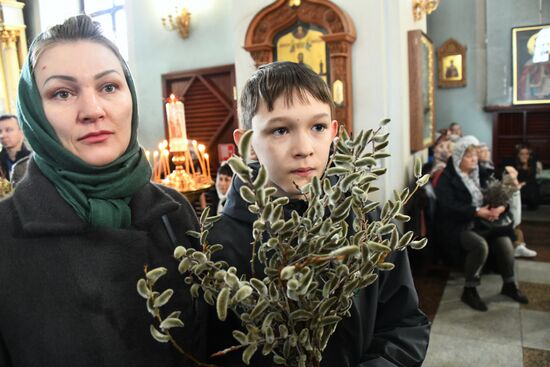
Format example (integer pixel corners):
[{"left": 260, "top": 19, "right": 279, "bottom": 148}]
[{"left": 244, "top": 0, "right": 356, "bottom": 132}]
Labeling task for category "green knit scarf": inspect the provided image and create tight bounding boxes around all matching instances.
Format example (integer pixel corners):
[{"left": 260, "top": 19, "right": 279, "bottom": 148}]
[{"left": 16, "top": 50, "right": 152, "bottom": 228}]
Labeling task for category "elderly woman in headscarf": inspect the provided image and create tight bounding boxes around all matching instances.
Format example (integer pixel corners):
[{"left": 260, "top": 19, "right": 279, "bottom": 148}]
[
  {"left": 0, "top": 15, "right": 203, "bottom": 366},
  {"left": 434, "top": 136, "right": 528, "bottom": 312}
]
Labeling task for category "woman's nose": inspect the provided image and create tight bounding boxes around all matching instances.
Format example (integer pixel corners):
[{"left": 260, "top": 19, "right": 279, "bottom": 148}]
[{"left": 78, "top": 90, "right": 105, "bottom": 123}]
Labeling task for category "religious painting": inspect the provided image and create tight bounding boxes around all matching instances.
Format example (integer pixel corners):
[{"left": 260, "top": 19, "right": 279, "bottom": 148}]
[
  {"left": 513, "top": 24, "right": 550, "bottom": 105},
  {"left": 438, "top": 38, "right": 466, "bottom": 88},
  {"left": 274, "top": 23, "right": 330, "bottom": 83},
  {"left": 408, "top": 30, "right": 435, "bottom": 152}
]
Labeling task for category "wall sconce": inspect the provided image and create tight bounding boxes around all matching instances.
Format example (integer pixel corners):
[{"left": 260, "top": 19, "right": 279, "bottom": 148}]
[
  {"left": 161, "top": 4, "right": 191, "bottom": 39},
  {"left": 412, "top": 0, "right": 440, "bottom": 21}
]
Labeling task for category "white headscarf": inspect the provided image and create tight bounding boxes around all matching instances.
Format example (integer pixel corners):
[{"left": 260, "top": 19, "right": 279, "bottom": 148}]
[{"left": 452, "top": 136, "right": 484, "bottom": 208}]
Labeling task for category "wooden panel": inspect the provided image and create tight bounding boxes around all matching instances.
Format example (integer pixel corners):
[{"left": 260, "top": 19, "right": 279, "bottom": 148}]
[
  {"left": 489, "top": 105, "right": 550, "bottom": 167},
  {"left": 526, "top": 116, "right": 550, "bottom": 135},
  {"left": 162, "top": 64, "right": 237, "bottom": 177},
  {"left": 496, "top": 113, "right": 523, "bottom": 135}
]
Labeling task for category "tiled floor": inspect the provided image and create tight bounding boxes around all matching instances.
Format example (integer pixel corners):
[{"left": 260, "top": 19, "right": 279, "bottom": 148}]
[{"left": 420, "top": 206, "right": 550, "bottom": 367}]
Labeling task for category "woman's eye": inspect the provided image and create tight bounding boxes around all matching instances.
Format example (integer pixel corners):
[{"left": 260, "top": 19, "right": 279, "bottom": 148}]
[
  {"left": 272, "top": 127, "right": 288, "bottom": 136},
  {"left": 53, "top": 90, "right": 71, "bottom": 99},
  {"left": 103, "top": 83, "right": 117, "bottom": 93}
]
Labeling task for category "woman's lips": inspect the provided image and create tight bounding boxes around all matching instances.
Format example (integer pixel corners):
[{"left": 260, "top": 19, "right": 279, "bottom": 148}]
[{"left": 78, "top": 131, "right": 113, "bottom": 144}]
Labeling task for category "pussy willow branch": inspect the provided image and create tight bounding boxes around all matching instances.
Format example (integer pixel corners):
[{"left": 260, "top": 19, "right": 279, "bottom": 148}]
[
  {"left": 154, "top": 310, "right": 217, "bottom": 367},
  {"left": 144, "top": 266, "right": 217, "bottom": 367}
]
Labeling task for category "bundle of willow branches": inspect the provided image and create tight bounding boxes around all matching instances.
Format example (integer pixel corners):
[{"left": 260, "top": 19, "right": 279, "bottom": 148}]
[
  {"left": 483, "top": 177, "right": 516, "bottom": 208},
  {"left": 138, "top": 120, "right": 429, "bottom": 367}
]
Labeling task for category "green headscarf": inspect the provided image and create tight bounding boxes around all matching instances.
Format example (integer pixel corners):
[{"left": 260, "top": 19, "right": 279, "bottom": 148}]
[{"left": 16, "top": 42, "right": 152, "bottom": 229}]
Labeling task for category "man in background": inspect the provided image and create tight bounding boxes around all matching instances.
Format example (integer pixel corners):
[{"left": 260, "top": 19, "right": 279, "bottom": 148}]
[
  {"left": 448, "top": 122, "right": 463, "bottom": 139},
  {"left": 0, "top": 115, "right": 30, "bottom": 181}
]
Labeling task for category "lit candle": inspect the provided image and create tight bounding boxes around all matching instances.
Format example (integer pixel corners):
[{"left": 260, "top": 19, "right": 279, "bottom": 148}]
[
  {"left": 191, "top": 140, "right": 202, "bottom": 174},
  {"left": 145, "top": 150, "right": 151, "bottom": 166},
  {"left": 163, "top": 149, "right": 171, "bottom": 177},
  {"left": 183, "top": 139, "right": 190, "bottom": 173},
  {"left": 153, "top": 150, "right": 159, "bottom": 181},
  {"left": 204, "top": 153, "right": 211, "bottom": 178},
  {"left": 197, "top": 143, "right": 207, "bottom": 176},
  {"left": 165, "top": 94, "right": 188, "bottom": 152}
]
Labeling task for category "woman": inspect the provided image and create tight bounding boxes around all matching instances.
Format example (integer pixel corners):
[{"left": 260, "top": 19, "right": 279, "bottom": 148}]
[
  {"left": 0, "top": 16, "right": 203, "bottom": 366},
  {"left": 435, "top": 136, "right": 528, "bottom": 312},
  {"left": 508, "top": 145, "right": 541, "bottom": 211}
]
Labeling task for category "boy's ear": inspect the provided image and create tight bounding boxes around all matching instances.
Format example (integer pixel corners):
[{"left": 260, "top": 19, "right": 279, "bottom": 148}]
[
  {"left": 330, "top": 120, "right": 339, "bottom": 139},
  {"left": 233, "top": 128, "right": 245, "bottom": 147},
  {"left": 233, "top": 128, "right": 258, "bottom": 160}
]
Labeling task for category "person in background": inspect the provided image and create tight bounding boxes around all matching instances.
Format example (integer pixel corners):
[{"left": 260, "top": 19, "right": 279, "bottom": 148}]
[
  {"left": 448, "top": 122, "right": 462, "bottom": 140},
  {"left": 504, "top": 144, "right": 541, "bottom": 211},
  {"left": 200, "top": 162, "right": 234, "bottom": 215},
  {"left": 477, "top": 144, "right": 536, "bottom": 257},
  {"left": 0, "top": 114, "right": 31, "bottom": 181},
  {"left": 477, "top": 143, "right": 494, "bottom": 173},
  {"left": 0, "top": 15, "right": 203, "bottom": 366},
  {"left": 503, "top": 166, "right": 537, "bottom": 258},
  {"left": 435, "top": 136, "right": 528, "bottom": 312},
  {"left": 214, "top": 162, "right": 233, "bottom": 214}
]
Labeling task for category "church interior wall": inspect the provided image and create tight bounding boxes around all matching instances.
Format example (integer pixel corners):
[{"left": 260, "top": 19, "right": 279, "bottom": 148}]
[
  {"left": 126, "top": 0, "right": 235, "bottom": 151},
  {"left": 427, "top": 0, "right": 493, "bottom": 148},
  {"left": 486, "top": 0, "right": 550, "bottom": 105},
  {"left": 428, "top": 0, "right": 550, "bottom": 150},
  {"left": 26, "top": 0, "right": 545, "bottom": 200}
]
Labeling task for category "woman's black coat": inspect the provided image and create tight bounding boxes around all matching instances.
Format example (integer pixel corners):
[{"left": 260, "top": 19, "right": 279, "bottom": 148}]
[{"left": 0, "top": 161, "right": 205, "bottom": 367}]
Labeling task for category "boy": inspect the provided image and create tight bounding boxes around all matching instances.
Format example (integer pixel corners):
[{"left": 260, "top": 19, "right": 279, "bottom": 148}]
[{"left": 207, "top": 62, "right": 430, "bottom": 366}]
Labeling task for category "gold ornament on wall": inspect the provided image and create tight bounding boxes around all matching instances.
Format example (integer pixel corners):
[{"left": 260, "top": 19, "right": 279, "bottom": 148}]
[
  {"left": 0, "top": 0, "right": 27, "bottom": 114},
  {"left": 412, "top": 0, "right": 441, "bottom": 21}
]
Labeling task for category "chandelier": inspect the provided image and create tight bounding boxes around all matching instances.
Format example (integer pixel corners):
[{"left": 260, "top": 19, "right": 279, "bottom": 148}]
[{"left": 161, "top": 3, "right": 191, "bottom": 39}]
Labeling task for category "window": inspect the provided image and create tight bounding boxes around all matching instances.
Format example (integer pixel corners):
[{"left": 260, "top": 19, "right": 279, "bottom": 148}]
[{"left": 81, "top": 0, "right": 127, "bottom": 60}]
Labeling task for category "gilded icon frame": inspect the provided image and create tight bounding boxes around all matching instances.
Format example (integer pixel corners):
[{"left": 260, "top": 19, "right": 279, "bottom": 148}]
[
  {"left": 438, "top": 38, "right": 466, "bottom": 88},
  {"left": 273, "top": 22, "right": 330, "bottom": 85},
  {"left": 408, "top": 30, "right": 435, "bottom": 152},
  {"left": 512, "top": 24, "right": 550, "bottom": 105}
]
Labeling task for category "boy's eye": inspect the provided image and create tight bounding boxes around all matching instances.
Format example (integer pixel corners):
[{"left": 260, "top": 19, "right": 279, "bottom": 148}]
[
  {"left": 272, "top": 127, "right": 288, "bottom": 136},
  {"left": 312, "top": 123, "right": 327, "bottom": 132}
]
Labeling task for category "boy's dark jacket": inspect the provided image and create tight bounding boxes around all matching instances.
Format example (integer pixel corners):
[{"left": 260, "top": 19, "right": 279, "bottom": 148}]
[{"left": 206, "top": 169, "right": 430, "bottom": 366}]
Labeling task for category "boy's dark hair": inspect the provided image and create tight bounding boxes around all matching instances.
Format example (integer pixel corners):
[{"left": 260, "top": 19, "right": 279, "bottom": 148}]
[
  {"left": 239, "top": 61, "right": 334, "bottom": 129},
  {"left": 217, "top": 163, "right": 233, "bottom": 177},
  {"left": 0, "top": 114, "right": 18, "bottom": 123}
]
